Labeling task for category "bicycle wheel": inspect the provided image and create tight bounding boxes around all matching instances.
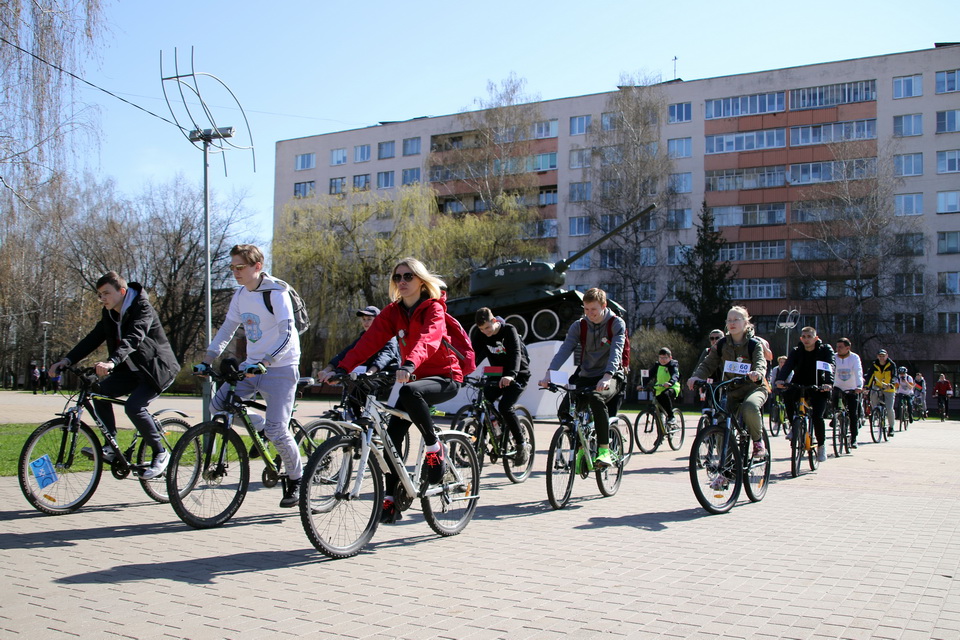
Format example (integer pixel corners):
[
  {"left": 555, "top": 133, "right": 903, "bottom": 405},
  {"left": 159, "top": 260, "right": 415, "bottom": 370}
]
[
  {"left": 831, "top": 415, "right": 844, "bottom": 458},
  {"left": 634, "top": 409, "right": 661, "bottom": 454},
  {"left": 840, "top": 413, "right": 850, "bottom": 454},
  {"left": 689, "top": 426, "right": 741, "bottom": 514},
  {"left": 808, "top": 423, "right": 820, "bottom": 471},
  {"left": 614, "top": 413, "right": 634, "bottom": 458},
  {"left": 422, "top": 432, "right": 480, "bottom": 537},
  {"left": 138, "top": 416, "right": 194, "bottom": 503},
  {"left": 767, "top": 403, "right": 781, "bottom": 436},
  {"left": 667, "top": 409, "right": 686, "bottom": 451},
  {"left": 298, "top": 419, "right": 342, "bottom": 456},
  {"left": 502, "top": 416, "right": 535, "bottom": 483},
  {"left": 300, "top": 435, "right": 383, "bottom": 558},
  {"left": 870, "top": 407, "right": 883, "bottom": 443},
  {"left": 515, "top": 404, "right": 534, "bottom": 426},
  {"left": 19, "top": 419, "right": 103, "bottom": 515},
  {"left": 450, "top": 405, "right": 473, "bottom": 431},
  {"left": 456, "top": 417, "right": 486, "bottom": 472},
  {"left": 166, "top": 421, "right": 249, "bottom": 529},
  {"left": 546, "top": 426, "right": 576, "bottom": 510},
  {"left": 744, "top": 428, "right": 771, "bottom": 503},
  {"left": 790, "top": 418, "right": 805, "bottom": 478},
  {"left": 596, "top": 422, "right": 625, "bottom": 497}
]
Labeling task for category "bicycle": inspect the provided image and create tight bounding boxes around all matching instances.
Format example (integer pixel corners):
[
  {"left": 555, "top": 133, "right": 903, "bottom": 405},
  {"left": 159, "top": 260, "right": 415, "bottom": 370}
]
[
  {"left": 18, "top": 365, "right": 193, "bottom": 515},
  {"left": 299, "top": 372, "right": 480, "bottom": 559},
  {"left": 831, "top": 391, "right": 852, "bottom": 457},
  {"left": 767, "top": 392, "right": 786, "bottom": 437},
  {"left": 541, "top": 383, "right": 626, "bottom": 510},
  {"left": 633, "top": 384, "right": 685, "bottom": 454},
  {"left": 782, "top": 384, "right": 822, "bottom": 477},
  {"left": 688, "top": 377, "right": 771, "bottom": 514},
  {"left": 317, "top": 379, "right": 410, "bottom": 462},
  {"left": 868, "top": 386, "right": 892, "bottom": 443},
  {"left": 894, "top": 393, "right": 912, "bottom": 432},
  {"left": 453, "top": 376, "right": 535, "bottom": 483},
  {"left": 912, "top": 390, "right": 927, "bottom": 420},
  {"left": 165, "top": 360, "right": 331, "bottom": 529}
]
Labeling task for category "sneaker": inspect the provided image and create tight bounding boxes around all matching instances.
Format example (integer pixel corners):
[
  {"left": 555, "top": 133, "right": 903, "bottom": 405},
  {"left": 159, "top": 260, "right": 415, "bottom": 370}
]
[
  {"left": 850, "top": 441, "right": 858, "bottom": 450},
  {"left": 140, "top": 449, "right": 170, "bottom": 480},
  {"left": 784, "top": 427, "right": 792, "bottom": 441},
  {"left": 514, "top": 440, "right": 530, "bottom": 466},
  {"left": 595, "top": 447, "right": 614, "bottom": 467},
  {"left": 752, "top": 440, "right": 767, "bottom": 459},
  {"left": 709, "top": 475, "right": 728, "bottom": 491},
  {"left": 81, "top": 446, "right": 116, "bottom": 463},
  {"left": 816, "top": 445, "right": 827, "bottom": 462},
  {"left": 424, "top": 446, "right": 445, "bottom": 485},
  {"left": 887, "top": 428, "right": 894, "bottom": 437},
  {"left": 279, "top": 477, "right": 300, "bottom": 508},
  {"left": 381, "top": 499, "right": 403, "bottom": 524}
]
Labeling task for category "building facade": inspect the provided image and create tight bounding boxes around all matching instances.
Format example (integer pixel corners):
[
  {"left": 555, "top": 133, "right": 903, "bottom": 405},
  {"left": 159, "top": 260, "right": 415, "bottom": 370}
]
[{"left": 275, "top": 44, "right": 960, "bottom": 375}]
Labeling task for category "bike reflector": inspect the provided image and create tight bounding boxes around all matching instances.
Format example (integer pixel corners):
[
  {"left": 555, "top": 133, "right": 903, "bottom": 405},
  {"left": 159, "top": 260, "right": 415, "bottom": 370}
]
[{"left": 30, "top": 455, "right": 58, "bottom": 489}]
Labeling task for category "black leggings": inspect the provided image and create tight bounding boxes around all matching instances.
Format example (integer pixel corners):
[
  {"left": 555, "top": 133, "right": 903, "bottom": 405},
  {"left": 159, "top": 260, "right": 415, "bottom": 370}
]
[
  {"left": 482, "top": 382, "right": 526, "bottom": 444},
  {"left": 656, "top": 388, "right": 677, "bottom": 416}
]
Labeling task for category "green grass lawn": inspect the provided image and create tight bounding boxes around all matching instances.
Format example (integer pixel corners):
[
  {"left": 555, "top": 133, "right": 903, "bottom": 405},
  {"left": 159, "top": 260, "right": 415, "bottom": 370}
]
[{"left": 0, "top": 424, "right": 153, "bottom": 477}]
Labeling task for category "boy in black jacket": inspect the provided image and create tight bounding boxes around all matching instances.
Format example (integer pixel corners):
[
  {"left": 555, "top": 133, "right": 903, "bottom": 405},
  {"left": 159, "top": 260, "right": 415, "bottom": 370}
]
[{"left": 775, "top": 326, "right": 835, "bottom": 462}]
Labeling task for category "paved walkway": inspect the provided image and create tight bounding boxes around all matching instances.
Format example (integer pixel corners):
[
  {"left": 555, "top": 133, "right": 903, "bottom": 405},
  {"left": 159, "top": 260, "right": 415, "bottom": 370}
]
[{"left": 2, "top": 389, "right": 959, "bottom": 639}]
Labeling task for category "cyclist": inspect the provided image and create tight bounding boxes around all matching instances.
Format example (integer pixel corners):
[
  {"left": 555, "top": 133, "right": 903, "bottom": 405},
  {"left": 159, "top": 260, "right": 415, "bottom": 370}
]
[
  {"left": 694, "top": 329, "right": 724, "bottom": 409},
  {"left": 540, "top": 287, "right": 626, "bottom": 468},
  {"left": 913, "top": 372, "right": 928, "bottom": 419},
  {"left": 335, "top": 257, "right": 464, "bottom": 524},
  {"left": 639, "top": 347, "right": 680, "bottom": 441},
  {"left": 865, "top": 349, "right": 897, "bottom": 436},
  {"left": 768, "top": 355, "right": 793, "bottom": 438},
  {"left": 776, "top": 326, "right": 835, "bottom": 463},
  {"left": 49, "top": 271, "right": 181, "bottom": 480},
  {"left": 832, "top": 338, "right": 864, "bottom": 449},
  {"left": 893, "top": 367, "right": 915, "bottom": 425},
  {"left": 687, "top": 305, "right": 768, "bottom": 459},
  {"left": 316, "top": 305, "right": 400, "bottom": 418},
  {"left": 470, "top": 307, "right": 532, "bottom": 465},
  {"left": 198, "top": 244, "right": 304, "bottom": 509},
  {"left": 934, "top": 374, "right": 953, "bottom": 419}
]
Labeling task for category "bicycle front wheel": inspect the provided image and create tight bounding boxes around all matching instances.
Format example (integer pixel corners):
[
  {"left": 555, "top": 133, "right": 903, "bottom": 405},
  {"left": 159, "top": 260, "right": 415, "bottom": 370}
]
[
  {"left": 870, "top": 408, "right": 884, "bottom": 443},
  {"left": 422, "top": 432, "right": 480, "bottom": 537},
  {"left": 634, "top": 409, "right": 660, "bottom": 454},
  {"left": 613, "top": 413, "right": 634, "bottom": 458},
  {"left": 138, "top": 416, "right": 193, "bottom": 503},
  {"left": 300, "top": 435, "right": 383, "bottom": 559},
  {"left": 767, "top": 404, "right": 781, "bottom": 436},
  {"left": 19, "top": 419, "right": 103, "bottom": 515},
  {"left": 596, "top": 422, "right": 625, "bottom": 497},
  {"left": 744, "top": 428, "right": 771, "bottom": 503},
  {"left": 790, "top": 418, "right": 806, "bottom": 478},
  {"left": 667, "top": 409, "right": 686, "bottom": 451},
  {"left": 297, "top": 419, "right": 342, "bottom": 457},
  {"left": 166, "top": 421, "right": 249, "bottom": 529},
  {"left": 546, "top": 426, "right": 576, "bottom": 510},
  {"left": 457, "top": 417, "right": 486, "bottom": 472},
  {"left": 502, "top": 416, "right": 535, "bottom": 483},
  {"left": 689, "top": 426, "right": 741, "bottom": 514}
]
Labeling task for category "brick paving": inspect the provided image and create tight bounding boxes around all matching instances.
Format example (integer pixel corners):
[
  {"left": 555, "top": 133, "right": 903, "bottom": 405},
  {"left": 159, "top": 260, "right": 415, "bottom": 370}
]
[{"left": 2, "top": 389, "right": 959, "bottom": 639}]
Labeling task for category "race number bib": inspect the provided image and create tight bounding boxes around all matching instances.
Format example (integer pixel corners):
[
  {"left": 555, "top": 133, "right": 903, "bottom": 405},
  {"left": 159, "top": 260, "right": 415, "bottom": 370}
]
[
  {"left": 816, "top": 361, "right": 834, "bottom": 373},
  {"left": 723, "top": 360, "right": 751, "bottom": 376}
]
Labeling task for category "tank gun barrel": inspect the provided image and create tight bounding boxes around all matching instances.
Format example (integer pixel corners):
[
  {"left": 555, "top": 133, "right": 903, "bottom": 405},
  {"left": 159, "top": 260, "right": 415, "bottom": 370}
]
[{"left": 554, "top": 203, "right": 657, "bottom": 274}]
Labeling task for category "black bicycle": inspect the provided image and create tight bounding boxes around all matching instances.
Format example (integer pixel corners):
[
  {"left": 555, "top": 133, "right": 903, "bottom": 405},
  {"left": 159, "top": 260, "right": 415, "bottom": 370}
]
[
  {"left": 633, "top": 383, "right": 685, "bottom": 454},
  {"left": 18, "top": 365, "right": 193, "bottom": 515}
]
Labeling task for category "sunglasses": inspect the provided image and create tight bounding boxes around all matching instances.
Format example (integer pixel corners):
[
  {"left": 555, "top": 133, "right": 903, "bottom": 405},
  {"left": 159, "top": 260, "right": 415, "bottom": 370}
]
[
  {"left": 709, "top": 336, "right": 721, "bottom": 341},
  {"left": 391, "top": 272, "right": 416, "bottom": 283},
  {"left": 228, "top": 264, "right": 250, "bottom": 272}
]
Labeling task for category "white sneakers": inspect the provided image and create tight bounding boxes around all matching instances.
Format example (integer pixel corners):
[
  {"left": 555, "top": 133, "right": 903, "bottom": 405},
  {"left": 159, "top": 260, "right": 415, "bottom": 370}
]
[{"left": 141, "top": 450, "right": 170, "bottom": 480}]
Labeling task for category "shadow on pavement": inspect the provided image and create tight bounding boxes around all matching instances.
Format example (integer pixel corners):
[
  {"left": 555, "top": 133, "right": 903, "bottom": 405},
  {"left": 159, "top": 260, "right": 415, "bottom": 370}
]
[{"left": 574, "top": 506, "right": 706, "bottom": 531}]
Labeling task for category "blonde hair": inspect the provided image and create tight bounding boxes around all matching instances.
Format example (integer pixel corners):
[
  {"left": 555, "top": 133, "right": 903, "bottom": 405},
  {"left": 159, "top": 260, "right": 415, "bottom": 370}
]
[
  {"left": 389, "top": 257, "right": 446, "bottom": 301},
  {"left": 727, "top": 305, "right": 755, "bottom": 335}
]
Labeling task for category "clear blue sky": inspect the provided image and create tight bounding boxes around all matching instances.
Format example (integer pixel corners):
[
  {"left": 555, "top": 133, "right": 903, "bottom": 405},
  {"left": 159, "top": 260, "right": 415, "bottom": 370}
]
[{"left": 76, "top": 0, "right": 958, "bottom": 245}]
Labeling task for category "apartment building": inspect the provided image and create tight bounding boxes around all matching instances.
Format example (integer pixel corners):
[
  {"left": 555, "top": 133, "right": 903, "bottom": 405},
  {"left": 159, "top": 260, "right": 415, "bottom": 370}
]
[{"left": 275, "top": 44, "right": 960, "bottom": 370}]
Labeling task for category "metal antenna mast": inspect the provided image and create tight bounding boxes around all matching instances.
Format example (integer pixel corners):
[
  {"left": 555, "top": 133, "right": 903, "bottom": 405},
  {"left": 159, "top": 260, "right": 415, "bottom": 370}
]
[{"left": 161, "top": 47, "right": 255, "bottom": 420}]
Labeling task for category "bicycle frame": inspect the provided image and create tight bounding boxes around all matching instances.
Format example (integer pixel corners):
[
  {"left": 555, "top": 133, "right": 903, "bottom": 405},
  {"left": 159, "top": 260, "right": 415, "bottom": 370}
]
[
  {"left": 546, "top": 384, "right": 602, "bottom": 473},
  {"left": 698, "top": 378, "right": 755, "bottom": 469},
  {"left": 460, "top": 377, "right": 512, "bottom": 456}
]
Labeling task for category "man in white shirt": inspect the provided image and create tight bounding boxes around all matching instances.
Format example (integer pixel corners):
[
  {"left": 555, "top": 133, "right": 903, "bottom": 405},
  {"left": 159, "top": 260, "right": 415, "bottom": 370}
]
[{"left": 832, "top": 338, "right": 863, "bottom": 448}]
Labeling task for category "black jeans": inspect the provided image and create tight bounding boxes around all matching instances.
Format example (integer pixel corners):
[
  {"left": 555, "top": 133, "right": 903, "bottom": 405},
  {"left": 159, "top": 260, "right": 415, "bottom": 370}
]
[
  {"left": 482, "top": 381, "right": 526, "bottom": 444},
  {"left": 559, "top": 374, "right": 620, "bottom": 446},
  {"left": 656, "top": 388, "right": 677, "bottom": 416},
  {"left": 784, "top": 387, "right": 829, "bottom": 447},
  {"left": 832, "top": 388, "right": 861, "bottom": 442},
  {"left": 94, "top": 370, "right": 164, "bottom": 454}
]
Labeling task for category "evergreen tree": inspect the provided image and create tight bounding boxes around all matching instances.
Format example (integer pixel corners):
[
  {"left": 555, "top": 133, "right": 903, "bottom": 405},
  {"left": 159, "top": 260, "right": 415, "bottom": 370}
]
[{"left": 675, "top": 202, "right": 734, "bottom": 342}]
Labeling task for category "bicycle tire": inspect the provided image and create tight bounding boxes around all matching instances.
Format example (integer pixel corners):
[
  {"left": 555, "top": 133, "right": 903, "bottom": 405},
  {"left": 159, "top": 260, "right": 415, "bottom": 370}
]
[
  {"left": 546, "top": 426, "right": 576, "bottom": 510},
  {"left": 614, "top": 413, "right": 634, "bottom": 458},
  {"left": 870, "top": 406, "right": 884, "bottom": 443},
  {"left": 457, "top": 417, "right": 486, "bottom": 472},
  {"left": 300, "top": 435, "right": 383, "bottom": 558},
  {"left": 689, "top": 425, "right": 742, "bottom": 514},
  {"left": 422, "top": 432, "right": 480, "bottom": 536},
  {"left": 138, "top": 416, "right": 194, "bottom": 503},
  {"left": 502, "top": 416, "right": 535, "bottom": 483},
  {"left": 634, "top": 409, "right": 661, "bottom": 454},
  {"left": 450, "top": 405, "right": 473, "bottom": 431},
  {"left": 667, "top": 409, "right": 686, "bottom": 451},
  {"left": 744, "top": 428, "right": 771, "bottom": 503},
  {"left": 808, "top": 422, "right": 820, "bottom": 471},
  {"left": 298, "top": 419, "right": 343, "bottom": 456},
  {"left": 515, "top": 404, "right": 534, "bottom": 427},
  {"left": 596, "top": 422, "right": 625, "bottom": 497},
  {"left": 166, "top": 421, "right": 249, "bottom": 529},
  {"left": 767, "top": 403, "right": 781, "bottom": 436},
  {"left": 19, "top": 418, "right": 103, "bottom": 515},
  {"left": 790, "top": 418, "right": 805, "bottom": 478},
  {"left": 841, "top": 413, "right": 851, "bottom": 454}
]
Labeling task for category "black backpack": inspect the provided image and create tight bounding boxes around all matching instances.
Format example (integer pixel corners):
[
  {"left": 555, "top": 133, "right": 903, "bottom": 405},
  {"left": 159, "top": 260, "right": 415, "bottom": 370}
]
[{"left": 259, "top": 279, "right": 311, "bottom": 335}]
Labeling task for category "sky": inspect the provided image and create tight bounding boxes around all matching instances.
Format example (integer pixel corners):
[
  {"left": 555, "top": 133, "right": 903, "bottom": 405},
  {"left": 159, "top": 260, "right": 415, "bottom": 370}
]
[{"left": 73, "top": 0, "right": 959, "bottom": 248}]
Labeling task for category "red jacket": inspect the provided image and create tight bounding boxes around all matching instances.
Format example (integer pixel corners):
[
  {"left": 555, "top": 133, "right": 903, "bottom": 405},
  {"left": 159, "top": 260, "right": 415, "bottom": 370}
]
[{"left": 339, "top": 293, "right": 462, "bottom": 382}]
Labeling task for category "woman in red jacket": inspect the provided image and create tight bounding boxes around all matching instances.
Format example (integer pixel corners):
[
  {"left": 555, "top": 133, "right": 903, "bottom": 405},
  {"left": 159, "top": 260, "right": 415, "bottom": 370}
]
[{"left": 337, "top": 257, "right": 462, "bottom": 523}]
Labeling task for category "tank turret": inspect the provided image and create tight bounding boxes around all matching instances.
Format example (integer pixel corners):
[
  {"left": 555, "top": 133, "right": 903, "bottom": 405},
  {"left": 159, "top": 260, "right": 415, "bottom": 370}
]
[{"left": 447, "top": 203, "right": 656, "bottom": 341}]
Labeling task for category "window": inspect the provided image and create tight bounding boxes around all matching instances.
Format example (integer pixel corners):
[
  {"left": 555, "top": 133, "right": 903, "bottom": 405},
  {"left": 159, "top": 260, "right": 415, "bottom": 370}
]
[
  {"left": 938, "top": 150, "right": 960, "bottom": 173},
  {"left": 728, "top": 278, "right": 786, "bottom": 300},
  {"left": 938, "top": 272, "right": 960, "bottom": 295},
  {"left": 376, "top": 171, "right": 394, "bottom": 189},
  {"left": 442, "top": 199, "right": 465, "bottom": 214},
  {"left": 539, "top": 187, "right": 558, "bottom": 206},
  {"left": 667, "top": 245, "right": 691, "bottom": 266},
  {"left": 712, "top": 203, "right": 787, "bottom": 227},
  {"left": 893, "top": 114, "right": 923, "bottom": 137},
  {"left": 569, "top": 115, "right": 591, "bottom": 136},
  {"left": 704, "top": 91, "right": 784, "bottom": 119},
  {"left": 938, "top": 231, "right": 960, "bottom": 254},
  {"left": 669, "top": 173, "right": 692, "bottom": 193},
  {"left": 637, "top": 282, "right": 656, "bottom": 302},
  {"left": 532, "top": 152, "right": 557, "bottom": 171},
  {"left": 706, "top": 166, "right": 786, "bottom": 191},
  {"left": 567, "top": 250, "right": 590, "bottom": 271},
  {"left": 533, "top": 119, "right": 558, "bottom": 139},
  {"left": 705, "top": 129, "right": 786, "bottom": 154},
  {"left": 718, "top": 240, "right": 786, "bottom": 262},
  {"left": 668, "top": 102, "right": 692, "bottom": 123},
  {"left": 599, "top": 248, "right": 624, "bottom": 269},
  {"left": 789, "top": 158, "right": 876, "bottom": 184},
  {"left": 790, "top": 119, "right": 876, "bottom": 146},
  {"left": 666, "top": 208, "right": 692, "bottom": 229},
  {"left": 569, "top": 216, "right": 591, "bottom": 237},
  {"left": 402, "top": 137, "right": 421, "bottom": 156},
  {"left": 893, "top": 313, "right": 924, "bottom": 334},
  {"left": 638, "top": 247, "right": 657, "bottom": 266},
  {"left": 599, "top": 214, "right": 624, "bottom": 232},
  {"left": 526, "top": 219, "right": 558, "bottom": 238},
  {"left": 401, "top": 168, "right": 420, "bottom": 185},
  {"left": 667, "top": 138, "right": 692, "bottom": 158},
  {"left": 295, "top": 153, "right": 315, "bottom": 171},
  {"left": 378, "top": 141, "right": 395, "bottom": 160},
  {"left": 293, "top": 181, "right": 315, "bottom": 198},
  {"left": 939, "top": 313, "right": 960, "bottom": 333},
  {"left": 894, "top": 274, "right": 924, "bottom": 296},
  {"left": 937, "top": 110, "right": 960, "bottom": 133},
  {"left": 352, "top": 174, "right": 370, "bottom": 191},
  {"left": 330, "top": 148, "right": 347, "bottom": 165},
  {"left": 895, "top": 233, "right": 925, "bottom": 256},
  {"left": 893, "top": 74, "right": 923, "bottom": 98},
  {"left": 569, "top": 182, "right": 592, "bottom": 202},
  {"left": 569, "top": 149, "right": 591, "bottom": 169},
  {"left": 329, "top": 177, "right": 345, "bottom": 195},
  {"left": 601, "top": 112, "right": 619, "bottom": 131},
  {"left": 894, "top": 153, "right": 923, "bottom": 177},
  {"left": 894, "top": 193, "right": 923, "bottom": 216},
  {"left": 599, "top": 146, "right": 622, "bottom": 166},
  {"left": 789, "top": 80, "right": 876, "bottom": 110},
  {"left": 938, "top": 191, "right": 960, "bottom": 214},
  {"left": 936, "top": 69, "right": 960, "bottom": 94},
  {"left": 354, "top": 144, "right": 370, "bottom": 163}
]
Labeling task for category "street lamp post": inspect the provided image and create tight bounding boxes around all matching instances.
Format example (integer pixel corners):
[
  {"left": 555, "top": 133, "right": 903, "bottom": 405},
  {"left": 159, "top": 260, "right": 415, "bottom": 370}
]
[
  {"left": 40, "top": 321, "right": 52, "bottom": 371},
  {"left": 776, "top": 309, "right": 800, "bottom": 356}
]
